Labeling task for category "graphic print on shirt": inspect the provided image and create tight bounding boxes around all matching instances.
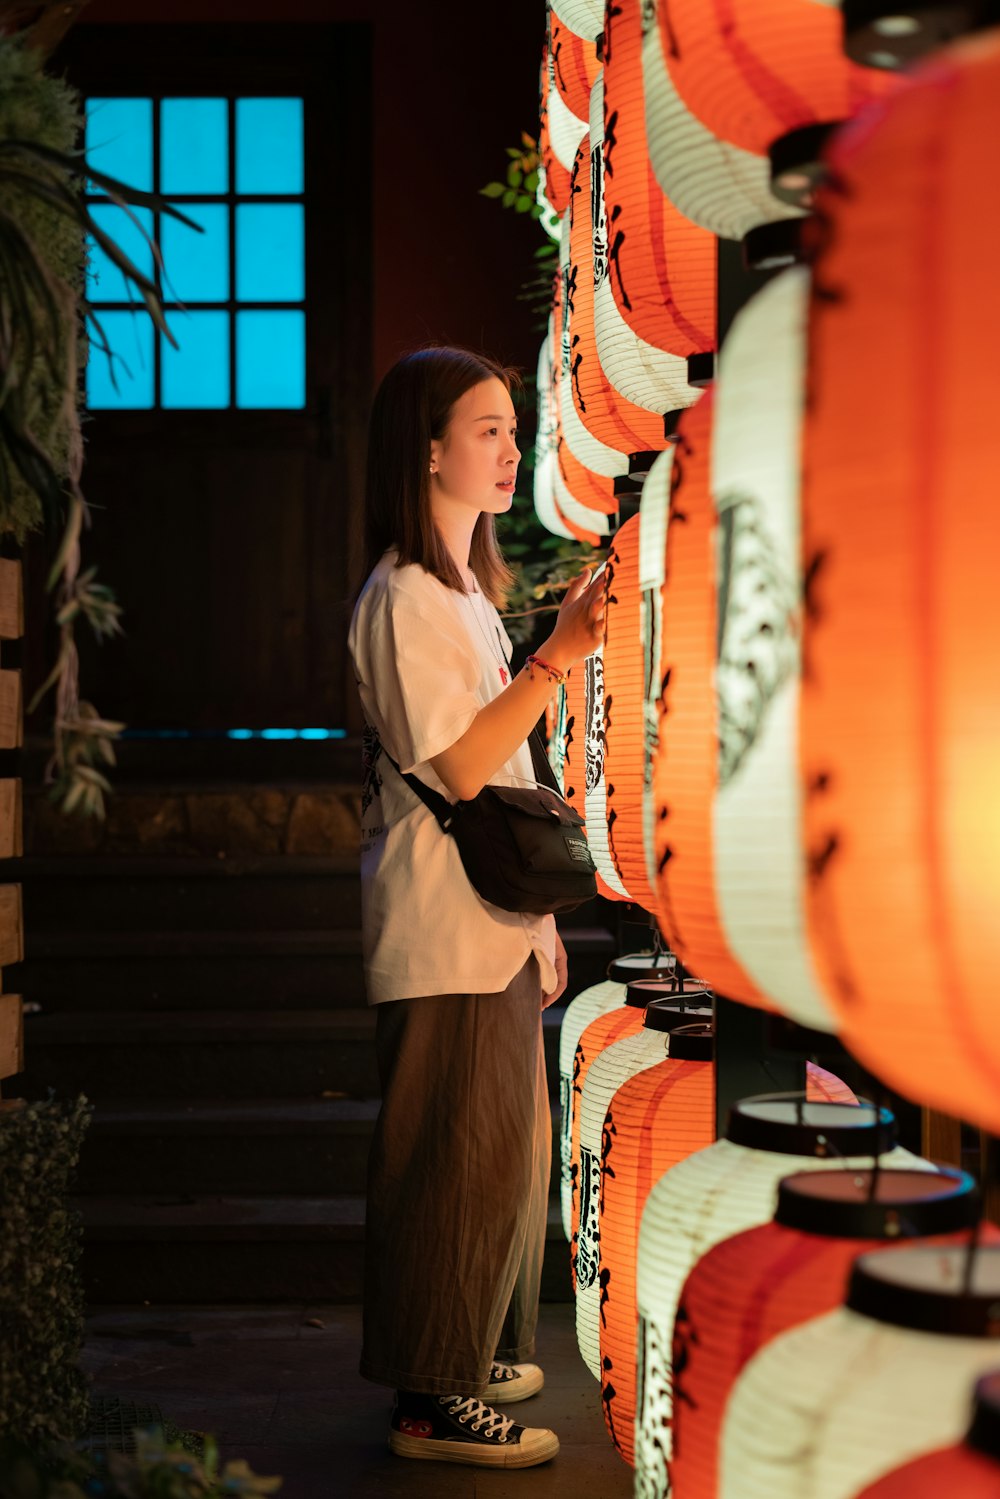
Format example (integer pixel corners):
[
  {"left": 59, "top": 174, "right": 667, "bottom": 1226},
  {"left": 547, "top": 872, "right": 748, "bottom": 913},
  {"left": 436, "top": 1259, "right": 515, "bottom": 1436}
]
[{"left": 361, "top": 720, "right": 384, "bottom": 831}]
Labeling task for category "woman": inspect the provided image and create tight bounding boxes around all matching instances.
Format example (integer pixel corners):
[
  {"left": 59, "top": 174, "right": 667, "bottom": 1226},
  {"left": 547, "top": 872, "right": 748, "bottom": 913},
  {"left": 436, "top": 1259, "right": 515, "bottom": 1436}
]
[{"left": 348, "top": 346, "right": 604, "bottom": 1470}]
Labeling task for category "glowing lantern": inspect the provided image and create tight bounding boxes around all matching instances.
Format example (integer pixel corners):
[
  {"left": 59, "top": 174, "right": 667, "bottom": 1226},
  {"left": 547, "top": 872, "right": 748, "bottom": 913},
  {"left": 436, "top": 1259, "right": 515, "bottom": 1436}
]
[
  {"left": 563, "top": 638, "right": 632, "bottom": 904},
  {"left": 641, "top": 1, "right": 804, "bottom": 239},
  {"left": 558, "top": 977, "right": 628, "bottom": 1239},
  {"left": 539, "top": 41, "right": 577, "bottom": 218},
  {"left": 657, "top": 0, "right": 895, "bottom": 177},
  {"left": 589, "top": 73, "right": 707, "bottom": 421},
  {"left": 603, "top": 513, "right": 659, "bottom": 916},
  {"left": 804, "top": 1061, "right": 858, "bottom": 1105},
  {"left": 551, "top": 0, "right": 603, "bottom": 43},
  {"left": 853, "top": 1371, "right": 1000, "bottom": 1497},
  {"left": 567, "top": 131, "right": 672, "bottom": 451},
  {"left": 571, "top": 982, "right": 710, "bottom": 1285},
  {"left": 719, "top": 1245, "right": 1000, "bottom": 1499},
  {"left": 597, "top": 1022, "right": 715, "bottom": 1464},
  {"left": 595, "top": 0, "right": 715, "bottom": 412},
  {"left": 576, "top": 1001, "right": 712, "bottom": 1375},
  {"left": 709, "top": 265, "right": 837, "bottom": 1031},
  {"left": 534, "top": 324, "right": 576, "bottom": 540},
  {"left": 633, "top": 1096, "right": 928, "bottom": 1499},
  {"left": 550, "top": 4, "right": 601, "bottom": 122},
  {"left": 800, "top": 31, "right": 1000, "bottom": 1134},
  {"left": 650, "top": 393, "right": 772, "bottom": 1009},
  {"left": 672, "top": 1167, "right": 985, "bottom": 1499}
]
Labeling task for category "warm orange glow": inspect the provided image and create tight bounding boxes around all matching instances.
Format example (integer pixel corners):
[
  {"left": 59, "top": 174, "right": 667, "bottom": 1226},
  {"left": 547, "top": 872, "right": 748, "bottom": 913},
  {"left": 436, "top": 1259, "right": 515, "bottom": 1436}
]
[
  {"left": 800, "top": 31, "right": 1000, "bottom": 1133},
  {"left": 602, "top": 0, "right": 715, "bottom": 358},
  {"left": 551, "top": 5, "right": 601, "bottom": 122},
  {"left": 603, "top": 514, "right": 659, "bottom": 915},
  {"left": 540, "top": 43, "right": 574, "bottom": 217},
  {"left": 854, "top": 1444, "right": 1000, "bottom": 1497},
  {"left": 598, "top": 1055, "right": 714, "bottom": 1465},
  {"left": 652, "top": 392, "right": 773, "bottom": 1007},
  {"left": 659, "top": 0, "right": 895, "bottom": 157},
  {"left": 568, "top": 135, "right": 670, "bottom": 449}
]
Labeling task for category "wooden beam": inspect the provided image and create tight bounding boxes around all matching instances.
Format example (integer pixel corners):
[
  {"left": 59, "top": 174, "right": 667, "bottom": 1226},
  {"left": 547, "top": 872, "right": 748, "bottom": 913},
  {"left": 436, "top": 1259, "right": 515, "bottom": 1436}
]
[
  {"left": 0, "top": 559, "right": 23, "bottom": 641},
  {"left": 0, "top": 672, "right": 22, "bottom": 750},
  {"left": 0, "top": 781, "right": 21, "bottom": 860},
  {"left": 0, "top": 994, "right": 22, "bottom": 1084},
  {"left": 0, "top": 885, "right": 23, "bottom": 969},
  {"left": 921, "top": 1107, "right": 964, "bottom": 1170}
]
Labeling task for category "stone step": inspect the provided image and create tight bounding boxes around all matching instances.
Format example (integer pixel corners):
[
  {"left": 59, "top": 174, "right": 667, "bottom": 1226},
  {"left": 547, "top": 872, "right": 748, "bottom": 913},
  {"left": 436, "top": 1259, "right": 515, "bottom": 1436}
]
[
  {"left": 19, "top": 733, "right": 364, "bottom": 789},
  {"left": 13, "top": 1008, "right": 568, "bottom": 1104},
  {"left": 79, "top": 1096, "right": 564, "bottom": 1196},
  {"left": 3, "top": 854, "right": 362, "bottom": 933},
  {"left": 8, "top": 926, "right": 616, "bottom": 1012},
  {"left": 76, "top": 1194, "right": 572, "bottom": 1304}
]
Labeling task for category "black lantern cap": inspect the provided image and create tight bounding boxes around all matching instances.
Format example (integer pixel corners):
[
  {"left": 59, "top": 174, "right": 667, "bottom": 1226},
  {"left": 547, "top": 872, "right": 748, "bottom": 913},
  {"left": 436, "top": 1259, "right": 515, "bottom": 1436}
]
[
  {"left": 742, "top": 218, "right": 805, "bottom": 273},
  {"left": 643, "top": 1001, "right": 713, "bottom": 1035},
  {"left": 968, "top": 1371, "right": 1000, "bottom": 1460},
  {"left": 687, "top": 351, "right": 715, "bottom": 388},
  {"left": 725, "top": 1092, "right": 897, "bottom": 1158},
  {"left": 775, "top": 1166, "right": 979, "bottom": 1240},
  {"left": 848, "top": 1245, "right": 1000, "bottom": 1337},
  {"left": 768, "top": 122, "right": 838, "bottom": 208},
  {"left": 842, "top": 2, "right": 995, "bottom": 69},
  {"left": 663, "top": 1020, "right": 714, "bottom": 1061},
  {"left": 625, "top": 976, "right": 711, "bottom": 1009},
  {"left": 609, "top": 952, "right": 677, "bottom": 984}
]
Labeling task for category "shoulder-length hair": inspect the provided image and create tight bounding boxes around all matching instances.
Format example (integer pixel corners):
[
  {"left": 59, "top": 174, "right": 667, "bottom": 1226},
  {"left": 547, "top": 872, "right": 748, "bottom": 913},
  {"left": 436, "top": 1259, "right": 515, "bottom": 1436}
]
[{"left": 362, "top": 345, "right": 518, "bottom": 608}]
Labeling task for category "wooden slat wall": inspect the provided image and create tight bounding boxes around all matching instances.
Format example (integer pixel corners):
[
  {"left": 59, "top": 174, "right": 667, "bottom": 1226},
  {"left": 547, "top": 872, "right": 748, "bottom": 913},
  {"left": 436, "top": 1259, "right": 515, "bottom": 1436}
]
[{"left": 0, "top": 557, "right": 23, "bottom": 1096}]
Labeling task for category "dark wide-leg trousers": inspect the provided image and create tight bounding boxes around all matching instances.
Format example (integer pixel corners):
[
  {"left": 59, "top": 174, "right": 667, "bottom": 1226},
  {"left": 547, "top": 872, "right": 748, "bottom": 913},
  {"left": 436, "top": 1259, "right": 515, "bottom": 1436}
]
[{"left": 359, "top": 956, "right": 550, "bottom": 1396}]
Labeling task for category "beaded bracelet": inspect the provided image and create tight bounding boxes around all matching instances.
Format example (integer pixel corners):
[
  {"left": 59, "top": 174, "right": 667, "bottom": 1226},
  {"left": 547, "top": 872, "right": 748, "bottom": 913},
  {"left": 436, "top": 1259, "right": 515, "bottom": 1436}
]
[{"left": 525, "top": 653, "right": 567, "bottom": 687}]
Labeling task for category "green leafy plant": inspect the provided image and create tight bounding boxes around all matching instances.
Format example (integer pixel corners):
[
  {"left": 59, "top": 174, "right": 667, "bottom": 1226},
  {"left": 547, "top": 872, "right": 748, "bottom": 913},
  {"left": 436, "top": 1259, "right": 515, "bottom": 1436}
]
[
  {"left": 480, "top": 133, "right": 559, "bottom": 331},
  {"left": 0, "top": 1429, "right": 282, "bottom": 1499},
  {"left": 0, "top": 1095, "right": 92, "bottom": 1449},
  {"left": 0, "top": 33, "right": 195, "bottom": 818}
]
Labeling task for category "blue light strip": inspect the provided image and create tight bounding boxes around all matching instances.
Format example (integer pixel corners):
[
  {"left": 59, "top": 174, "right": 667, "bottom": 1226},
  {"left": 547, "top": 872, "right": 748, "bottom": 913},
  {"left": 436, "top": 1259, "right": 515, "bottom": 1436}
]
[{"left": 119, "top": 728, "right": 348, "bottom": 741}]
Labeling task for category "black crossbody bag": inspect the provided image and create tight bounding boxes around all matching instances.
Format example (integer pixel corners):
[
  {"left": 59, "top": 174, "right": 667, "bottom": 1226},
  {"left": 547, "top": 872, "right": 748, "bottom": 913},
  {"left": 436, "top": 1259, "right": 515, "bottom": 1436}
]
[{"left": 384, "top": 729, "right": 598, "bottom": 915}]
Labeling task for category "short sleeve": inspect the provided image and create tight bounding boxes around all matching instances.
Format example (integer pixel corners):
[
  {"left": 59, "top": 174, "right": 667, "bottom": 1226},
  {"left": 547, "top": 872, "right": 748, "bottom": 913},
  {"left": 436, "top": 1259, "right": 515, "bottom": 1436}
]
[{"left": 351, "top": 574, "right": 480, "bottom": 773}]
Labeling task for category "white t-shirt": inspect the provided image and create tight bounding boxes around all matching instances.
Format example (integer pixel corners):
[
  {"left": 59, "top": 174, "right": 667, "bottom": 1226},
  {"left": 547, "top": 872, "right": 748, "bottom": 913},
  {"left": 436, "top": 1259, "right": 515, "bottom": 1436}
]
[{"left": 348, "top": 549, "right": 558, "bottom": 1004}]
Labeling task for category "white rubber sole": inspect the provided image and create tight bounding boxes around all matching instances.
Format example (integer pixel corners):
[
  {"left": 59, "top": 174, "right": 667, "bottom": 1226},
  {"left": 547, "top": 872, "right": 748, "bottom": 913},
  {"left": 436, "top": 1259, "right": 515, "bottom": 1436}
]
[
  {"left": 388, "top": 1428, "right": 560, "bottom": 1469},
  {"left": 485, "top": 1364, "right": 546, "bottom": 1404}
]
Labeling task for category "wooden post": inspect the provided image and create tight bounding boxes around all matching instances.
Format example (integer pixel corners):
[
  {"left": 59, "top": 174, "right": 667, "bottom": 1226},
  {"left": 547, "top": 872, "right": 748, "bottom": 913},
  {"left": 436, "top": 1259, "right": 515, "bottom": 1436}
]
[
  {"left": 921, "top": 1108, "right": 965, "bottom": 1171},
  {"left": 0, "top": 558, "right": 24, "bottom": 1097}
]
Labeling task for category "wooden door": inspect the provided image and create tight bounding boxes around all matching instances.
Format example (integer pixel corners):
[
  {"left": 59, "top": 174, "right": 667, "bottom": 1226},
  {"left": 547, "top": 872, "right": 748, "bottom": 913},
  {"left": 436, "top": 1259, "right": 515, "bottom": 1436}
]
[{"left": 27, "top": 23, "right": 371, "bottom": 732}]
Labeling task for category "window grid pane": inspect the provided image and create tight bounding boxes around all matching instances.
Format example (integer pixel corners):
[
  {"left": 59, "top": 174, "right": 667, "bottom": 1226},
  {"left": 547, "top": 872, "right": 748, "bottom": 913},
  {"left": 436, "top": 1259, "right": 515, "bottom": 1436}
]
[{"left": 86, "top": 93, "right": 306, "bottom": 412}]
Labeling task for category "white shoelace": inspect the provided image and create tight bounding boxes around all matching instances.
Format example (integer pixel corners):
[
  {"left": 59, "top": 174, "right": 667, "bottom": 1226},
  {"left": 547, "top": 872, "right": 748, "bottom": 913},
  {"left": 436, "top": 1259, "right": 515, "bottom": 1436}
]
[{"left": 442, "top": 1395, "right": 515, "bottom": 1442}]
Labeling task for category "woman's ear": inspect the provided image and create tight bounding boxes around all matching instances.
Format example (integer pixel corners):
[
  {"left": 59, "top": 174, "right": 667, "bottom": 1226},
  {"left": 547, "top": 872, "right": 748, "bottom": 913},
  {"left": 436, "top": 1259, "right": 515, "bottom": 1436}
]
[{"left": 429, "top": 439, "right": 441, "bottom": 475}]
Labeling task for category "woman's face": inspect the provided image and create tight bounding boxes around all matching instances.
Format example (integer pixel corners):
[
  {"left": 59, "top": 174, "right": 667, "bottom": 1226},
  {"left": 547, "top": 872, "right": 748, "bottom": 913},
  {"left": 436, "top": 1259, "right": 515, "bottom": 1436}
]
[{"left": 429, "top": 376, "right": 520, "bottom": 518}]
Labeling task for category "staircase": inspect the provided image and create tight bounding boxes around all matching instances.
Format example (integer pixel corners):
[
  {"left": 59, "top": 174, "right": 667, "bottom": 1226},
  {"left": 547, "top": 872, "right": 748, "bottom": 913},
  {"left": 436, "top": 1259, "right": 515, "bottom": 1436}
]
[{"left": 6, "top": 743, "right": 615, "bottom": 1302}]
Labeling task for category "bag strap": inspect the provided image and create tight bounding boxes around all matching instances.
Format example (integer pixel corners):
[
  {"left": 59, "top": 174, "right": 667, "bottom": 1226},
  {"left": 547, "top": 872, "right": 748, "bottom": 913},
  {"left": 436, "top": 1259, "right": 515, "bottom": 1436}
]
[{"left": 382, "top": 722, "right": 562, "bottom": 829}]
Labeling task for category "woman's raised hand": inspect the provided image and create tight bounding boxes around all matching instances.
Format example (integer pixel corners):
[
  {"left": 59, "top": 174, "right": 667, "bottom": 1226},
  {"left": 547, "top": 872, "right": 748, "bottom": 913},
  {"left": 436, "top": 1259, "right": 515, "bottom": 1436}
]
[{"left": 542, "top": 567, "right": 606, "bottom": 672}]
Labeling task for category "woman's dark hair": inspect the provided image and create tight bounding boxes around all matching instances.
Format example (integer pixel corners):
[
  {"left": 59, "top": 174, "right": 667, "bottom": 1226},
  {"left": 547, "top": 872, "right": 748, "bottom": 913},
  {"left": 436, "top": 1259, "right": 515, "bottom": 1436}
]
[{"left": 362, "top": 345, "right": 519, "bottom": 607}]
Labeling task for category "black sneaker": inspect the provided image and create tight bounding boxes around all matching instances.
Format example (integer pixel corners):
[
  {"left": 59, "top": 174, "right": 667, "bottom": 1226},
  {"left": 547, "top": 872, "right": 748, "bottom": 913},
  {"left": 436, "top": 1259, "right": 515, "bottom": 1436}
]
[
  {"left": 483, "top": 1360, "right": 544, "bottom": 1404},
  {"left": 389, "top": 1391, "right": 559, "bottom": 1468}
]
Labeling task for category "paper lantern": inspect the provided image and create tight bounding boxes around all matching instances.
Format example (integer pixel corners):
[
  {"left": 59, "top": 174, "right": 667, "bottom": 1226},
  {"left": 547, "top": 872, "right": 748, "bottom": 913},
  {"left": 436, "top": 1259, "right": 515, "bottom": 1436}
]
[
  {"left": 597, "top": 0, "right": 715, "bottom": 391},
  {"left": 853, "top": 1370, "right": 1000, "bottom": 1497},
  {"left": 571, "top": 981, "right": 711, "bottom": 1282},
  {"left": 539, "top": 42, "right": 575, "bottom": 218},
  {"left": 534, "top": 324, "right": 577, "bottom": 540},
  {"left": 634, "top": 1096, "right": 928, "bottom": 1499},
  {"left": 576, "top": 1001, "right": 712, "bottom": 1375},
  {"left": 638, "top": 453, "right": 672, "bottom": 905},
  {"left": 650, "top": 393, "right": 773, "bottom": 1010},
  {"left": 559, "top": 977, "right": 629, "bottom": 1239},
  {"left": 658, "top": 0, "right": 895, "bottom": 166},
  {"left": 567, "top": 130, "right": 672, "bottom": 450},
  {"left": 672, "top": 1167, "right": 986, "bottom": 1499},
  {"left": 641, "top": 1, "right": 804, "bottom": 239},
  {"left": 800, "top": 32, "right": 1000, "bottom": 1133},
  {"left": 709, "top": 264, "right": 838, "bottom": 1030},
  {"left": 589, "top": 71, "right": 708, "bottom": 420},
  {"left": 550, "top": 3, "right": 601, "bottom": 121},
  {"left": 598, "top": 1022, "right": 715, "bottom": 1464},
  {"left": 563, "top": 639, "right": 632, "bottom": 903},
  {"left": 603, "top": 513, "right": 659, "bottom": 916},
  {"left": 551, "top": 0, "right": 603, "bottom": 43},
  {"left": 719, "top": 1245, "right": 1000, "bottom": 1499}
]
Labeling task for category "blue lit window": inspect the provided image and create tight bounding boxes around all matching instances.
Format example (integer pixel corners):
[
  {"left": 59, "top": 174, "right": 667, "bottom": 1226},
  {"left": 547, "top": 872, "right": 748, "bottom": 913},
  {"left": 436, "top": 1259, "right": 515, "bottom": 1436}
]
[{"left": 85, "top": 95, "right": 306, "bottom": 411}]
